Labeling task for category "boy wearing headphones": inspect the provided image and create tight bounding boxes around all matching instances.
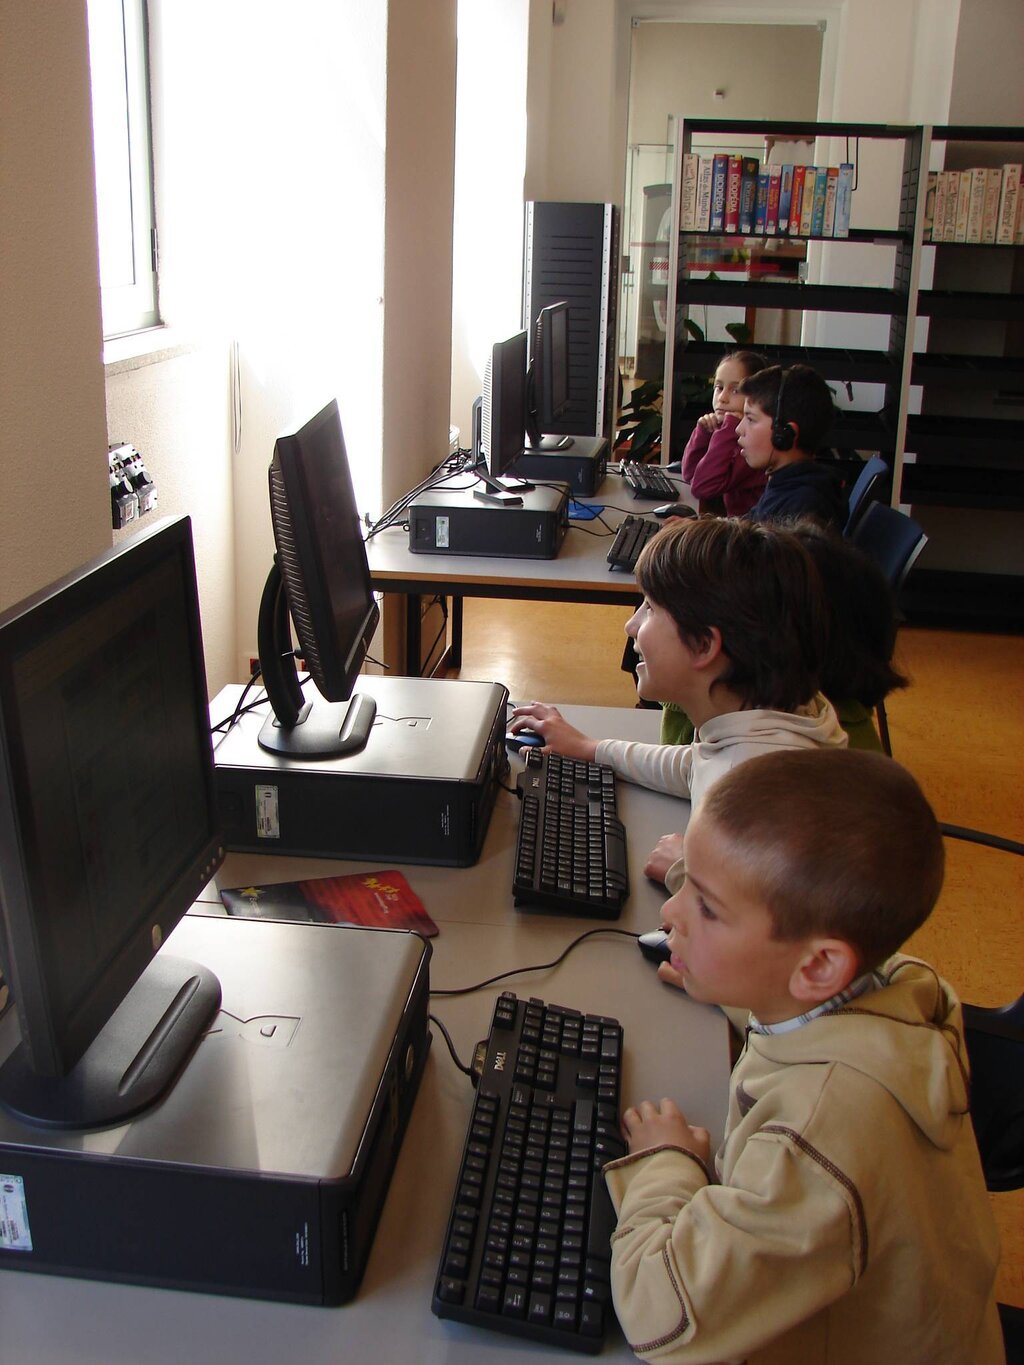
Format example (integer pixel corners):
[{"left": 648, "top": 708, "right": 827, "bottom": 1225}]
[{"left": 737, "top": 364, "right": 847, "bottom": 530}]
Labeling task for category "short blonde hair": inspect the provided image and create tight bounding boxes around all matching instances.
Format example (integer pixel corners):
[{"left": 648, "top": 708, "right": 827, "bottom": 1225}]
[{"left": 697, "top": 750, "right": 944, "bottom": 969}]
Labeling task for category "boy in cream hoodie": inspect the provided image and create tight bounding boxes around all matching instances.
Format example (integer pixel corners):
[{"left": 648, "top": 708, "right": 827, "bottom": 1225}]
[
  {"left": 510, "top": 517, "right": 847, "bottom": 890},
  {"left": 604, "top": 749, "right": 1002, "bottom": 1365}
]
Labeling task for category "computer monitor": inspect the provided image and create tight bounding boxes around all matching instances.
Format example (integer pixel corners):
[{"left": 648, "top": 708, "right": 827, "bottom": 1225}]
[
  {"left": 476, "top": 329, "right": 530, "bottom": 505},
  {"left": 257, "top": 399, "right": 380, "bottom": 759},
  {"left": 0, "top": 516, "right": 225, "bottom": 1130},
  {"left": 525, "top": 300, "right": 574, "bottom": 453}
]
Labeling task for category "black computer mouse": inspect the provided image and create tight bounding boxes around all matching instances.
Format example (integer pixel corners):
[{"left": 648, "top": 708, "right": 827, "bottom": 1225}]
[
  {"left": 637, "top": 928, "right": 673, "bottom": 963},
  {"left": 652, "top": 502, "right": 697, "bottom": 519},
  {"left": 506, "top": 729, "right": 544, "bottom": 752}
]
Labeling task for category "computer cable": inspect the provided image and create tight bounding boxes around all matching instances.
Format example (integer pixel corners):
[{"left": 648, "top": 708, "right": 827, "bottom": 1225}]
[
  {"left": 427, "top": 1012, "right": 476, "bottom": 1078},
  {"left": 430, "top": 927, "right": 640, "bottom": 999}
]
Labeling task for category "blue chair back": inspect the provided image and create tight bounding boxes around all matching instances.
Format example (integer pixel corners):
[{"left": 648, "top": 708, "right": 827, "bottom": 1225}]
[
  {"left": 849, "top": 501, "right": 927, "bottom": 595},
  {"left": 844, "top": 456, "right": 889, "bottom": 534}
]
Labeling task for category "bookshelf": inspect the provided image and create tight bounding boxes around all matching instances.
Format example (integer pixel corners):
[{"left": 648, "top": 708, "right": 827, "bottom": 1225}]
[{"left": 661, "top": 118, "right": 1022, "bottom": 626}]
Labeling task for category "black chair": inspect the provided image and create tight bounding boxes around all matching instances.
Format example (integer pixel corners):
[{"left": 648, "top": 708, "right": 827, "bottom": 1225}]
[
  {"left": 843, "top": 455, "right": 888, "bottom": 535},
  {"left": 848, "top": 502, "right": 928, "bottom": 755},
  {"left": 962, "top": 994, "right": 1024, "bottom": 1361}
]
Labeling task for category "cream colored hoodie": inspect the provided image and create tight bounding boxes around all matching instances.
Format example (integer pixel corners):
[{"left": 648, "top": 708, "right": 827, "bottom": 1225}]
[
  {"left": 604, "top": 958, "right": 1003, "bottom": 1365},
  {"left": 595, "top": 695, "right": 848, "bottom": 892}
]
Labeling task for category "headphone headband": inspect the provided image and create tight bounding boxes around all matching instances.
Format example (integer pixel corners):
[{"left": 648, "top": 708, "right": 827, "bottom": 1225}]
[{"left": 772, "top": 368, "right": 795, "bottom": 452}]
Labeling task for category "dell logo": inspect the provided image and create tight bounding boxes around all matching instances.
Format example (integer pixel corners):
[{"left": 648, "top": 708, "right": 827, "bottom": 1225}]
[{"left": 494, "top": 1051, "right": 507, "bottom": 1072}]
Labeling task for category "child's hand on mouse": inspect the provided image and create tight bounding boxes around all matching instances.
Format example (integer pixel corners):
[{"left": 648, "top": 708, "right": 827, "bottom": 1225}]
[
  {"left": 643, "top": 832, "right": 685, "bottom": 885},
  {"left": 509, "top": 703, "right": 598, "bottom": 762},
  {"left": 622, "top": 1098, "right": 710, "bottom": 1163}
]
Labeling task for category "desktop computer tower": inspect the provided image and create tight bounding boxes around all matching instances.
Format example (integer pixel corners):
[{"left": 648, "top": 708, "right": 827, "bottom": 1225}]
[
  {"left": 509, "top": 434, "right": 609, "bottom": 496},
  {"left": 0, "top": 914, "right": 431, "bottom": 1305},
  {"left": 212, "top": 676, "right": 508, "bottom": 864},
  {"left": 407, "top": 483, "right": 569, "bottom": 559},
  {"left": 523, "top": 201, "right": 620, "bottom": 446}
]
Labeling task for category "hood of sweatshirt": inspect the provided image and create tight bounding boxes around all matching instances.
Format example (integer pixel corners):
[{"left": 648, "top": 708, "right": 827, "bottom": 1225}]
[
  {"left": 743, "top": 957, "right": 970, "bottom": 1151},
  {"left": 693, "top": 692, "right": 848, "bottom": 758}
]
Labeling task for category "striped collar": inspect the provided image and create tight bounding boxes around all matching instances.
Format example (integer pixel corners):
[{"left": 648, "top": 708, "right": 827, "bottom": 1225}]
[{"left": 748, "top": 970, "right": 884, "bottom": 1036}]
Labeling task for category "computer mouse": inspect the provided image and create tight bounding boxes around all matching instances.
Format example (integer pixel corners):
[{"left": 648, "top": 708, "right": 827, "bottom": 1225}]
[
  {"left": 652, "top": 502, "right": 697, "bottom": 519},
  {"left": 506, "top": 729, "right": 544, "bottom": 752},
  {"left": 637, "top": 928, "right": 673, "bottom": 963}
]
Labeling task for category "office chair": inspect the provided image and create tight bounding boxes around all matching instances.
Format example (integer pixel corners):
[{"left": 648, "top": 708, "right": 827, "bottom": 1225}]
[
  {"left": 843, "top": 456, "right": 889, "bottom": 535},
  {"left": 848, "top": 502, "right": 928, "bottom": 756},
  {"left": 962, "top": 993, "right": 1024, "bottom": 1360}
]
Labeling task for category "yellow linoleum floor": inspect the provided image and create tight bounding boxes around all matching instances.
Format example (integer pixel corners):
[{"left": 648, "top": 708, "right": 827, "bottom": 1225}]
[{"left": 448, "top": 596, "right": 1024, "bottom": 1309}]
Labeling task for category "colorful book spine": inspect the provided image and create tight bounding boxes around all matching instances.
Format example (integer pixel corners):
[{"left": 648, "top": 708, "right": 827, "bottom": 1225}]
[
  {"left": 942, "top": 171, "right": 960, "bottom": 241},
  {"left": 922, "top": 171, "right": 938, "bottom": 242},
  {"left": 694, "top": 157, "right": 714, "bottom": 231},
  {"left": 738, "top": 156, "right": 759, "bottom": 234},
  {"left": 810, "top": 167, "right": 828, "bottom": 236},
  {"left": 833, "top": 163, "right": 854, "bottom": 238},
  {"left": 753, "top": 170, "right": 769, "bottom": 234},
  {"left": 709, "top": 154, "right": 729, "bottom": 232},
  {"left": 997, "top": 163, "right": 1022, "bottom": 245},
  {"left": 777, "top": 165, "right": 794, "bottom": 234},
  {"left": 789, "top": 165, "right": 807, "bottom": 235},
  {"left": 980, "top": 167, "right": 1002, "bottom": 245},
  {"left": 933, "top": 172, "right": 949, "bottom": 243},
  {"left": 953, "top": 170, "right": 972, "bottom": 242},
  {"left": 724, "top": 155, "right": 743, "bottom": 233},
  {"left": 679, "top": 153, "right": 700, "bottom": 231},
  {"left": 822, "top": 167, "right": 839, "bottom": 236},
  {"left": 765, "top": 164, "right": 782, "bottom": 235},
  {"left": 965, "top": 168, "right": 986, "bottom": 244},
  {"left": 799, "top": 167, "right": 817, "bottom": 236}
]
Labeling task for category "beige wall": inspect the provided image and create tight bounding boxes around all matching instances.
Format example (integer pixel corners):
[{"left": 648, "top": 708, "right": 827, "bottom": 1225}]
[{"left": 0, "top": 1, "right": 111, "bottom": 610}]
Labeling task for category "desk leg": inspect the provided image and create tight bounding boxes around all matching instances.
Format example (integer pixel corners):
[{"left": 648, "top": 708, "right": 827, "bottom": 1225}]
[{"left": 449, "top": 596, "right": 463, "bottom": 668}]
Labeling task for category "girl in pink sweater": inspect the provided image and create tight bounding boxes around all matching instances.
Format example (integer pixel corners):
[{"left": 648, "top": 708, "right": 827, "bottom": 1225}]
[{"left": 681, "top": 349, "right": 768, "bottom": 515}]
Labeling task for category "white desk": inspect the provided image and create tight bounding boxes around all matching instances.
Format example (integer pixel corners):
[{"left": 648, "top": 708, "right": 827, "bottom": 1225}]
[
  {"left": 0, "top": 704, "right": 727, "bottom": 1365},
  {"left": 366, "top": 472, "right": 691, "bottom": 673}
]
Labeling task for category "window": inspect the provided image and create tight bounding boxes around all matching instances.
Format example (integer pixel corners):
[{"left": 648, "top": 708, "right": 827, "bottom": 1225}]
[{"left": 87, "top": 0, "right": 159, "bottom": 337}]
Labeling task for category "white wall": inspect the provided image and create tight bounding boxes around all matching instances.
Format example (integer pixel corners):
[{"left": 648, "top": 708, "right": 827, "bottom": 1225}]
[{"left": 0, "top": 1, "right": 111, "bottom": 611}]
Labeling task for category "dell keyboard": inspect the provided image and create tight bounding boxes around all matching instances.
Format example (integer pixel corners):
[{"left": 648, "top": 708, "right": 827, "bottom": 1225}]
[
  {"left": 607, "top": 513, "right": 661, "bottom": 573},
  {"left": 513, "top": 749, "right": 628, "bottom": 919},
  {"left": 432, "top": 991, "right": 625, "bottom": 1353},
  {"left": 619, "top": 460, "right": 678, "bottom": 500}
]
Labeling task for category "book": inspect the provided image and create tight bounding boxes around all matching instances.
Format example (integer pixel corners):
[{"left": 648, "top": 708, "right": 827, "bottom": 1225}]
[
  {"left": 810, "top": 167, "right": 829, "bottom": 236},
  {"left": 922, "top": 170, "right": 938, "bottom": 241},
  {"left": 724, "top": 154, "right": 743, "bottom": 232},
  {"left": 709, "top": 154, "right": 729, "bottom": 232},
  {"left": 799, "top": 167, "right": 818, "bottom": 235},
  {"left": 680, "top": 152, "right": 700, "bottom": 231},
  {"left": 933, "top": 171, "right": 949, "bottom": 243},
  {"left": 965, "top": 168, "right": 986, "bottom": 243},
  {"left": 980, "top": 167, "right": 1002, "bottom": 244},
  {"left": 777, "top": 164, "right": 794, "bottom": 233},
  {"left": 220, "top": 869, "right": 440, "bottom": 936},
  {"left": 753, "top": 169, "right": 769, "bottom": 234},
  {"left": 737, "top": 156, "right": 759, "bottom": 234},
  {"left": 765, "top": 164, "right": 782, "bottom": 235},
  {"left": 833, "top": 163, "right": 854, "bottom": 238},
  {"left": 997, "top": 163, "right": 1022, "bottom": 245},
  {"left": 822, "top": 166, "right": 839, "bottom": 236},
  {"left": 790, "top": 164, "right": 807, "bottom": 235},
  {"left": 695, "top": 157, "right": 714, "bottom": 230},
  {"left": 953, "top": 169, "right": 972, "bottom": 242}
]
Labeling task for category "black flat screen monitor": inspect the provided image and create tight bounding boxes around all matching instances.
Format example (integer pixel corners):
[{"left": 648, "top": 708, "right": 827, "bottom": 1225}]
[
  {"left": 476, "top": 329, "right": 530, "bottom": 505},
  {"left": 0, "top": 516, "right": 225, "bottom": 1130},
  {"left": 525, "top": 300, "right": 573, "bottom": 452},
  {"left": 257, "top": 399, "right": 380, "bottom": 760}
]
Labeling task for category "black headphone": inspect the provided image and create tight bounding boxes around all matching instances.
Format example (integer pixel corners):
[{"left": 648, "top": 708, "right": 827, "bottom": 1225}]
[{"left": 771, "top": 368, "right": 796, "bottom": 451}]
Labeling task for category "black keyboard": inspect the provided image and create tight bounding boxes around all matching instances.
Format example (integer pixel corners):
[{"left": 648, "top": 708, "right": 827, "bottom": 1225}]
[
  {"left": 513, "top": 749, "right": 628, "bottom": 919},
  {"left": 432, "top": 991, "right": 626, "bottom": 1353},
  {"left": 619, "top": 460, "right": 677, "bottom": 499},
  {"left": 607, "top": 513, "right": 661, "bottom": 573}
]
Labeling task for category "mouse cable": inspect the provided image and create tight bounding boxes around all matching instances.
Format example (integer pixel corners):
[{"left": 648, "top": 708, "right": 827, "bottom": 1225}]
[
  {"left": 430, "top": 927, "right": 639, "bottom": 999},
  {"left": 428, "top": 1012, "right": 476, "bottom": 1078}
]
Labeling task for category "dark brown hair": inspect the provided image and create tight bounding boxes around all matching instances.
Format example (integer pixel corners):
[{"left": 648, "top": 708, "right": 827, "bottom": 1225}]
[
  {"left": 635, "top": 517, "right": 827, "bottom": 712},
  {"left": 738, "top": 363, "right": 835, "bottom": 452},
  {"left": 722, "top": 349, "right": 769, "bottom": 379},
  {"left": 698, "top": 749, "right": 945, "bottom": 969}
]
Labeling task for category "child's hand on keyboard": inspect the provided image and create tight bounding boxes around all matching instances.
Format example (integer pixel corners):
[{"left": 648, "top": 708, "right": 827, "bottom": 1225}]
[
  {"left": 643, "top": 831, "right": 684, "bottom": 885},
  {"left": 509, "top": 703, "right": 598, "bottom": 762},
  {"left": 621, "top": 1097, "right": 710, "bottom": 1164}
]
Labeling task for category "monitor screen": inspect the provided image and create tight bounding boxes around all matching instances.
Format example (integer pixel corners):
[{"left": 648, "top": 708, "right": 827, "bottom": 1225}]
[
  {"left": 257, "top": 399, "right": 380, "bottom": 760},
  {"left": 525, "top": 301, "right": 573, "bottom": 452},
  {"left": 0, "top": 516, "right": 224, "bottom": 1129},
  {"left": 479, "top": 329, "right": 529, "bottom": 485}
]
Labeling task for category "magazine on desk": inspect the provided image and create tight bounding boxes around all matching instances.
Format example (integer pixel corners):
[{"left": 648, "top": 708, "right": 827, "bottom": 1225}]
[{"left": 221, "top": 869, "right": 439, "bottom": 936}]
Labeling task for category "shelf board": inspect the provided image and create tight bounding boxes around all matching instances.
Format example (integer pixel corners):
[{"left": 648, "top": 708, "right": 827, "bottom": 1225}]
[
  {"left": 911, "top": 354, "right": 1024, "bottom": 389},
  {"left": 900, "top": 569, "right": 1024, "bottom": 631},
  {"left": 901, "top": 462, "right": 1024, "bottom": 508},
  {"left": 917, "top": 290, "right": 1024, "bottom": 320},
  {"left": 905, "top": 413, "right": 1024, "bottom": 456},
  {"left": 680, "top": 229, "right": 908, "bottom": 246},
  {"left": 682, "top": 280, "right": 908, "bottom": 315},
  {"left": 680, "top": 118, "right": 919, "bottom": 139},
  {"left": 678, "top": 342, "right": 900, "bottom": 384}
]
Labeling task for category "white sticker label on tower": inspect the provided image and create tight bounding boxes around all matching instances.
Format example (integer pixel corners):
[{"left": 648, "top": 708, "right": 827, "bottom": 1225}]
[
  {"left": 436, "top": 515, "right": 450, "bottom": 549},
  {"left": 0, "top": 1175, "right": 33, "bottom": 1251},
  {"left": 255, "top": 784, "right": 281, "bottom": 839}
]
